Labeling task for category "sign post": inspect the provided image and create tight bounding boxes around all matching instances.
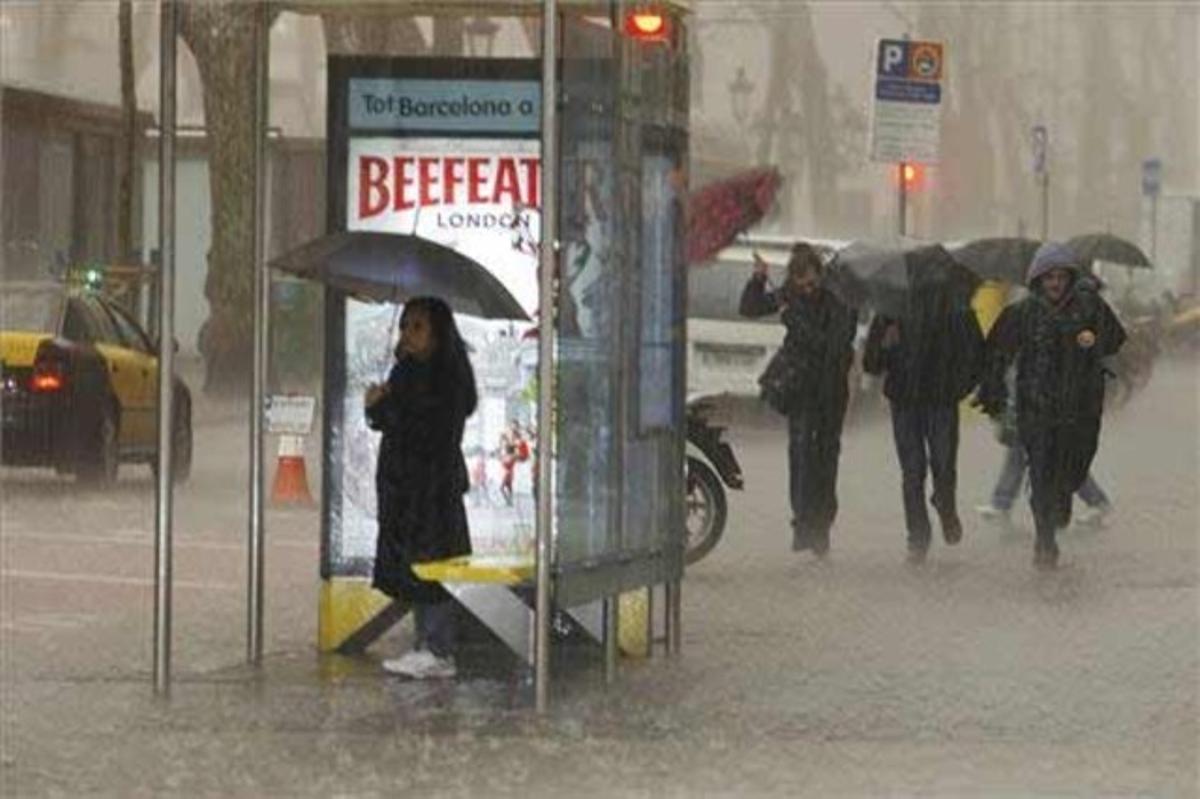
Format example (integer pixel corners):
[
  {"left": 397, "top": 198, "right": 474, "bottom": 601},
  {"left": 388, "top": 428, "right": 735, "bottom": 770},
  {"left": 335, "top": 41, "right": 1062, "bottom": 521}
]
[
  {"left": 1032, "top": 124, "right": 1049, "bottom": 238},
  {"left": 870, "top": 38, "right": 944, "bottom": 237},
  {"left": 1142, "top": 157, "right": 1163, "bottom": 262}
]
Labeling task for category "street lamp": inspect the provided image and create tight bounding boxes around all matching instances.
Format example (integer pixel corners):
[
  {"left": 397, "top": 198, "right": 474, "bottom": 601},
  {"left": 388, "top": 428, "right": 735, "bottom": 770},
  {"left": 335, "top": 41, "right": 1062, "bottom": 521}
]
[
  {"left": 728, "top": 66, "right": 754, "bottom": 122},
  {"left": 465, "top": 16, "right": 500, "bottom": 57}
]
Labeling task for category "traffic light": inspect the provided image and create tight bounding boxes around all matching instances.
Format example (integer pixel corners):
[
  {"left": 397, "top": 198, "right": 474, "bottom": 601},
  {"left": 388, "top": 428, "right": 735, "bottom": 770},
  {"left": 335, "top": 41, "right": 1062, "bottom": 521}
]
[
  {"left": 623, "top": 7, "right": 670, "bottom": 42},
  {"left": 897, "top": 162, "right": 925, "bottom": 191}
]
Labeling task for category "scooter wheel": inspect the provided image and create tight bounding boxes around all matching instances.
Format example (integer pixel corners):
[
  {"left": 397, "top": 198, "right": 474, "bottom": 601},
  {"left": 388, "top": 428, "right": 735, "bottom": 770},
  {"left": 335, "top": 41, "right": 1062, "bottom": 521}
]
[{"left": 684, "top": 456, "right": 727, "bottom": 565}]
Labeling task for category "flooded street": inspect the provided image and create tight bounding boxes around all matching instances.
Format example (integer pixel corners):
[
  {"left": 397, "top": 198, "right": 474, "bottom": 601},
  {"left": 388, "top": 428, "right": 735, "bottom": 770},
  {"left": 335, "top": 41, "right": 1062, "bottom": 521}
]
[{"left": 3, "top": 358, "right": 1196, "bottom": 796}]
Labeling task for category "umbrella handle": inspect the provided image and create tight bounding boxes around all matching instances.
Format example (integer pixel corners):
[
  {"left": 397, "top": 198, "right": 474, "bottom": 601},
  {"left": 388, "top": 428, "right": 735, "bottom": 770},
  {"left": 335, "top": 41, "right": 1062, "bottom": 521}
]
[{"left": 381, "top": 303, "right": 402, "bottom": 380}]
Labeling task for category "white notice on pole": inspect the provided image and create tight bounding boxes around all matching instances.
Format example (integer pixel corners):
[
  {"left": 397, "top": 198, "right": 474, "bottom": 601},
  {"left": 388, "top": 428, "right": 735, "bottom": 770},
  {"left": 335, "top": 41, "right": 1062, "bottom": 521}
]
[
  {"left": 266, "top": 395, "right": 317, "bottom": 435},
  {"left": 869, "top": 38, "right": 945, "bottom": 164}
]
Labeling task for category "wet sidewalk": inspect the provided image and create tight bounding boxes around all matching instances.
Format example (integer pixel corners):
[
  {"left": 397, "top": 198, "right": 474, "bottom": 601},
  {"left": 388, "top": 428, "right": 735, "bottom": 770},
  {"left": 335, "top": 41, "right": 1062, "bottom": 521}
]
[{"left": 3, "top": 360, "right": 1197, "bottom": 797}]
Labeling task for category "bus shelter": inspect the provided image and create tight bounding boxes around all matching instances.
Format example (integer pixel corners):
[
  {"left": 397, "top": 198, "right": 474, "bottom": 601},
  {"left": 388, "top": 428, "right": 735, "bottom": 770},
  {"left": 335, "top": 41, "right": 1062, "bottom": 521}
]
[{"left": 149, "top": 0, "right": 691, "bottom": 712}]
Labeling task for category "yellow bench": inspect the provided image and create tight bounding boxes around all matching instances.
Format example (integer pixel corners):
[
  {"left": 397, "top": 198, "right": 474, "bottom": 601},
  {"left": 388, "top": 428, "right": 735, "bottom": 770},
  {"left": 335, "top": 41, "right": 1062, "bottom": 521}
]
[{"left": 412, "top": 554, "right": 534, "bottom": 586}]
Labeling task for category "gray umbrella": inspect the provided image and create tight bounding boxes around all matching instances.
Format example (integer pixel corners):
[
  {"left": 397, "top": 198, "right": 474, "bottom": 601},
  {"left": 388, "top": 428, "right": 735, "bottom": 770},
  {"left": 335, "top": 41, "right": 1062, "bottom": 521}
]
[
  {"left": 948, "top": 237, "right": 1042, "bottom": 284},
  {"left": 828, "top": 241, "right": 980, "bottom": 316},
  {"left": 1065, "top": 233, "right": 1152, "bottom": 269},
  {"left": 269, "top": 231, "right": 529, "bottom": 320}
]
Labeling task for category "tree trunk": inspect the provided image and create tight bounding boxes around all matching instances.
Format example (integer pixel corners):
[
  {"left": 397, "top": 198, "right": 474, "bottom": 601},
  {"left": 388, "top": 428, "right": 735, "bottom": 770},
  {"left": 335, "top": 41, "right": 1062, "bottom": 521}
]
[
  {"left": 320, "top": 10, "right": 425, "bottom": 54},
  {"left": 431, "top": 17, "right": 464, "bottom": 56},
  {"left": 178, "top": 1, "right": 274, "bottom": 397},
  {"left": 116, "top": 0, "right": 136, "bottom": 261},
  {"left": 790, "top": 3, "right": 837, "bottom": 229}
]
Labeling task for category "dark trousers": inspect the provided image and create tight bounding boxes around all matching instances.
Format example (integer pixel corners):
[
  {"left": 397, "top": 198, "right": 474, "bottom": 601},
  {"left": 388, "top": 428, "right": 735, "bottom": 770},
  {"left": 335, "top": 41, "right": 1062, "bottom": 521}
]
[
  {"left": 1021, "top": 418, "right": 1102, "bottom": 552},
  {"left": 788, "top": 402, "right": 847, "bottom": 545},
  {"left": 890, "top": 404, "right": 960, "bottom": 548},
  {"left": 414, "top": 599, "right": 457, "bottom": 658},
  {"left": 991, "top": 444, "right": 1110, "bottom": 511}
]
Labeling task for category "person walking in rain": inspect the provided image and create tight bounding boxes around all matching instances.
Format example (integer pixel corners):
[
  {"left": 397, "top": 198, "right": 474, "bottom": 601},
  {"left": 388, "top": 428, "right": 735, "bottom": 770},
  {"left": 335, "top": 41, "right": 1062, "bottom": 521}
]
[
  {"left": 977, "top": 366, "right": 1114, "bottom": 528},
  {"left": 978, "top": 283, "right": 1114, "bottom": 528},
  {"left": 365, "top": 297, "right": 477, "bottom": 678},
  {"left": 863, "top": 278, "right": 984, "bottom": 563},
  {"left": 741, "top": 243, "right": 857, "bottom": 555},
  {"left": 975, "top": 243, "right": 1125, "bottom": 569}
]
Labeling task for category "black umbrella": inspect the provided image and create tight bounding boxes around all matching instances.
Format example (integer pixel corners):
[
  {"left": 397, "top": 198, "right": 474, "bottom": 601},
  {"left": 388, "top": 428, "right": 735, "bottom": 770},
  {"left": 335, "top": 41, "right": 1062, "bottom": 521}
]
[
  {"left": 828, "top": 242, "right": 980, "bottom": 316},
  {"left": 1065, "top": 233, "right": 1152, "bottom": 269},
  {"left": 269, "top": 231, "right": 529, "bottom": 320},
  {"left": 948, "top": 237, "right": 1042, "bottom": 284}
]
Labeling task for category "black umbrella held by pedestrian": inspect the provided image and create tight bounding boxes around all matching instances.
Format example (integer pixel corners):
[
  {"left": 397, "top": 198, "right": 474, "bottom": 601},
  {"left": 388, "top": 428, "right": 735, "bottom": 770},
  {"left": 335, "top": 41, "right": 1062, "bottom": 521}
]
[
  {"left": 948, "top": 237, "right": 1042, "bottom": 285},
  {"left": 269, "top": 230, "right": 529, "bottom": 321},
  {"left": 1064, "top": 233, "right": 1152, "bottom": 270},
  {"left": 827, "top": 242, "right": 980, "bottom": 317}
]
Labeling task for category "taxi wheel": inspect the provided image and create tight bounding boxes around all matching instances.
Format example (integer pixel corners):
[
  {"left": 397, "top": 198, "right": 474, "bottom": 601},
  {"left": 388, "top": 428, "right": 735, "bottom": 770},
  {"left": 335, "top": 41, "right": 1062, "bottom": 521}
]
[
  {"left": 172, "top": 396, "right": 193, "bottom": 483},
  {"left": 77, "top": 405, "right": 119, "bottom": 486},
  {"left": 150, "top": 394, "right": 192, "bottom": 484}
]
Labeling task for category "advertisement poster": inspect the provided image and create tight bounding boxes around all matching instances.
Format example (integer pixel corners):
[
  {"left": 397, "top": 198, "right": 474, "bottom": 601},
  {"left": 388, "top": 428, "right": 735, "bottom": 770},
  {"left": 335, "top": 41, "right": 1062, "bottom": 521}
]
[{"left": 333, "top": 135, "right": 541, "bottom": 565}]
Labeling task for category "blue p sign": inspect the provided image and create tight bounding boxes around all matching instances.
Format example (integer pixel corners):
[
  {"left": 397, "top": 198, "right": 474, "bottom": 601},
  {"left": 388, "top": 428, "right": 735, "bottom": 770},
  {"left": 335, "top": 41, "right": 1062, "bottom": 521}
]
[
  {"left": 1141, "top": 158, "right": 1162, "bottom": 197},
  {"left": 878, "top": 40, "right": 909, "bottom": 77}
]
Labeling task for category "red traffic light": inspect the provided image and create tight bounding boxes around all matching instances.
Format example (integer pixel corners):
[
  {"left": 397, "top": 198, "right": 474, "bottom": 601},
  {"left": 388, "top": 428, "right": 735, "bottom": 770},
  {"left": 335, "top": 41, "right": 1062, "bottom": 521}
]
[
  {"left": 897, "top": 162, "right": 925, "bottom": 190},
  {"left": 624, "top": 9, "right": 669, "bottom": 41}
]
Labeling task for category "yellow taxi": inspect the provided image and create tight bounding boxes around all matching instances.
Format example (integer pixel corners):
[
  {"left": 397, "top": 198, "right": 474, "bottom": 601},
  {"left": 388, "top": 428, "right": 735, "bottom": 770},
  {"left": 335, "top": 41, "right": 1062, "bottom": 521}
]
[{"left": 0, "top": 281, "right": 192, "bottom": 484}]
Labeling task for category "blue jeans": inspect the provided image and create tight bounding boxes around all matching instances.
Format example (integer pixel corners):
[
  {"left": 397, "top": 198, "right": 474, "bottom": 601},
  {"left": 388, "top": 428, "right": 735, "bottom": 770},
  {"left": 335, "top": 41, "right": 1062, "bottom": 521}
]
[
  {"left": 414, "top": 600, "right": 457, "bottom": 658},
  {"left": 991, "top": 445, "right": 1110, "bottom": 511},
  {"left": 890, "top": 404, "right": 960, "bottom": 548}
]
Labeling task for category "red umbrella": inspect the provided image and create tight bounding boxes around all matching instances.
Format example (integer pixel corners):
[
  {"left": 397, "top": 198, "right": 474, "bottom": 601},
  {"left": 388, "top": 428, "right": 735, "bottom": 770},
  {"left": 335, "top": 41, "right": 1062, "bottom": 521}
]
[{"left": 686, "top": 167, "right": 783, "bottom": 265}]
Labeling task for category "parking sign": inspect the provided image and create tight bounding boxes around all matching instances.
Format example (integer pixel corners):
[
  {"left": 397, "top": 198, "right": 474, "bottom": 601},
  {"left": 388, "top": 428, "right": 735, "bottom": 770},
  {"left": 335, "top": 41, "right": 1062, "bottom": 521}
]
[
  {"left": 1142, "top": 157, "right": 1163, "bottom": 197},
  {"left": 871, "top": 38, "right": 945, "bottom": 163}
]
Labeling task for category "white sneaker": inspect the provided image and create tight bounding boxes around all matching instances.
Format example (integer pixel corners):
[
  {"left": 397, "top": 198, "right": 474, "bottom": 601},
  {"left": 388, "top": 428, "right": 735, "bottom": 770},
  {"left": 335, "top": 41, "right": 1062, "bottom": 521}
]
[
  {"left": 1075, "top": 504, "right": 1112, "bottom": 528},
  {"left": 381, "top": 649, "right": 427, "bottom": 675},
  {"left": 383, "top": 649, "right": 456, "bottom": 679},
  {"left": 976, "top": 503, "right": 1010, "bottom": 521}
]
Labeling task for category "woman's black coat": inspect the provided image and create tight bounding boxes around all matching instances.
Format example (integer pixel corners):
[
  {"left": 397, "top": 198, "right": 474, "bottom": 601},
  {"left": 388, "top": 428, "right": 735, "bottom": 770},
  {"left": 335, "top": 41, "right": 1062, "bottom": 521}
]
[{"left": 366, "top": 357, "right": 472, "bottom": 604}]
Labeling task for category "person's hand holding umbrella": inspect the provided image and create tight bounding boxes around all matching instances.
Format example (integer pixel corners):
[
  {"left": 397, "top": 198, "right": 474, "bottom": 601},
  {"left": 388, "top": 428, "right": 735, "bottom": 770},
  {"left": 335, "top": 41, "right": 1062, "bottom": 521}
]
[
  {"left": 364, "top": 382, "right": 388, "bottom": 408},
  {"left": 751, "top": 250, "right": 770, "bottom": 281}
]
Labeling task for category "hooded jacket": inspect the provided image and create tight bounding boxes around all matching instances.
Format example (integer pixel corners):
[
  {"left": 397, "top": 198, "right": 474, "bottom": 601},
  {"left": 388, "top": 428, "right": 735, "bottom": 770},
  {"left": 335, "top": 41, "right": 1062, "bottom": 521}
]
[{"left": 978, "top": 246, "right": 1126, "bottom": 427}]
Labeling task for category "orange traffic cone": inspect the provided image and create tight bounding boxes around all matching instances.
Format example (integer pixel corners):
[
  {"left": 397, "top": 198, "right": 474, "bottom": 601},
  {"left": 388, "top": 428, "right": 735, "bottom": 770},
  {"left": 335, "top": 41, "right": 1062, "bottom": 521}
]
[{"left": 271, "top": 434, "right": 314, "bottom": 506}]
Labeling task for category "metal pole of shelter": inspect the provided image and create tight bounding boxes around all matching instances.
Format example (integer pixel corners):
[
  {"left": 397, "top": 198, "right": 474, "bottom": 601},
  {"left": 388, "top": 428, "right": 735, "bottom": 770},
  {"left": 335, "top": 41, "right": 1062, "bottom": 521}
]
[
  {"left": 247, "top": 0, "right": 271, "bottom": 665},
  {"left": 898, "top": 160, "right": 908, "bottom": 237},
  {"left": 535, "top": 0, "right": 559, "bottom": 714},
  {"left": 153, "top": 0, "right": 178, "bottom": 696}
]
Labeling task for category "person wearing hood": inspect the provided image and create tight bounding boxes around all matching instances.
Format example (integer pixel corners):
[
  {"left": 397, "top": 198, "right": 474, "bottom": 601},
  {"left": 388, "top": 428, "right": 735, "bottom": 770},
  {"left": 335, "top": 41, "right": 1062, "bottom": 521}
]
[
  {"left": 741, "top": 243, "right": 857, "bottom": 555},
  {"left": 977, "top": 285, "right": 1115, "bottom": 529},
  {"left": 975, "top": 243, "right": 1126, "bottom": 568},
  {"left": 863, "top": 278, "right": 984, "bottom": 563},
  {"left": 364, "top": 296, "right": 478, "bottom": 678}
]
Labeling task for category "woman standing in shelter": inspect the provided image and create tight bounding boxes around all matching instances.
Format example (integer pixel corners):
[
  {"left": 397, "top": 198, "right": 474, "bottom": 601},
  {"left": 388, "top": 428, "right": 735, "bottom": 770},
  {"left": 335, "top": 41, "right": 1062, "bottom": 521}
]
[{"left": 365, "top": 296, "right": 477, "bottom": 678}]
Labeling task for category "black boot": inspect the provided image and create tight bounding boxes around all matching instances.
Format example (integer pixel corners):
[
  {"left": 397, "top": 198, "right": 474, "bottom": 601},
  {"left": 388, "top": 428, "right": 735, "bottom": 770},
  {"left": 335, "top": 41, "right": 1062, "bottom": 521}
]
[
  {"left": 940, "top": 512, "right": 964, "bottom": 545},
  {"left": 1033, "top": 519, "right": 1060, "bottom": 570},
  {"left": 792, "top": 522, "right": 813, "bottom": 552}
]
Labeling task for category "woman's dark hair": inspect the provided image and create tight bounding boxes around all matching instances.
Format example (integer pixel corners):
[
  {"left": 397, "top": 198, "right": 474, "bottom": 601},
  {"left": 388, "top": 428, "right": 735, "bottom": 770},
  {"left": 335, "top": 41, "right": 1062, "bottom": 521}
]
[
  {"left": 787, "top": 242, "right": 824, "bottom": 281},
  {"left": 399, "top": 296, "right": 478, "bottom": 417}
]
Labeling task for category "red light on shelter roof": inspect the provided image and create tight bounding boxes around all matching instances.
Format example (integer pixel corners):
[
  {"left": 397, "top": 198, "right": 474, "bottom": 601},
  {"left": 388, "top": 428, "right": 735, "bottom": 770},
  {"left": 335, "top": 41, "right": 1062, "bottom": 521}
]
[
  {"left": 903, "top": 164, "right": 918, "bottom": 183},
  {"left": 624, "top": 9, "right": 669, "bottom": 41}
]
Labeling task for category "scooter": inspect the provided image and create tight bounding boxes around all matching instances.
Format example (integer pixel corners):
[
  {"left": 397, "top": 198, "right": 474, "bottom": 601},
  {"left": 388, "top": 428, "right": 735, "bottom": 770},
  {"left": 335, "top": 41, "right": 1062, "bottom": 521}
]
[{"left": 684, "top": 395, "right": 744, "bottom": 565}]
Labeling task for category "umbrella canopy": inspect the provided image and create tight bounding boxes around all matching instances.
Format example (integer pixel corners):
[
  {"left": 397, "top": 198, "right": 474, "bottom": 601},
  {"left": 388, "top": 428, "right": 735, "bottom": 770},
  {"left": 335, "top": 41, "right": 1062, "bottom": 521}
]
[
  {"left": 828, "top": 242, "right": 980, "bottom": 316},
  {"left": 1065, "top": 233, "right": 1152, "bottom": 269},
  {"left": 948, "top": 237, "right": 1042, "bottom": 284},
  {"left": 687, "top": 168, "right": 783, "bottom": 265},
  {"left": 269, "top": 231, "right": 528, "bottom": 320}
]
